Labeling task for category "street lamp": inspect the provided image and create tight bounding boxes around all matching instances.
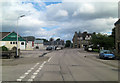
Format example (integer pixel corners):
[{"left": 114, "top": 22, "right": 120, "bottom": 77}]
[{"left": 16, "top": 15, "right": 25, "bottom": 57}]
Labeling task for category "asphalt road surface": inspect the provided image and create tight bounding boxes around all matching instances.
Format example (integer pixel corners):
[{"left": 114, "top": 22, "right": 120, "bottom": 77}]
[{"left": 2, "top": 49, "right": 119, "bottom": 82}]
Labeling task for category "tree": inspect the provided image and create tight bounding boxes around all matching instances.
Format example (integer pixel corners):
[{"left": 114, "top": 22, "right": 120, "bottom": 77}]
[
  {"left": 49, "top": 38, "right": 54, "bottom": 41},
  {"left": 65, "top": 40, "right": 71, "bottom": 47},
  {"left": 0, "top": 46, "right": 8, "bottom": 51},
  {"left": 93, "top": 32, "right": 96, "bottom": 35},
  {"left": 91, "top": 33, "right": 114, "bottom": 49},
  {"left": 56, "top": 38, "right": 60, "bottom": 41},
  {"left": 36, "top": 38, "right": 48, "bottom": 42},
  {"left": 42, "top": 39, "right": 48, "bottom": 42},
  {"left": 36, "top": 38, "right": 41, "bottom": 40}
]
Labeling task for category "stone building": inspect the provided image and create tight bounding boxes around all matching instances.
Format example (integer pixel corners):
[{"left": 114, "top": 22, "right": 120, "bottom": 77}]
[
  {"left": 72, "top": 31, "right": 92, "bottom": 48},
  {"left": 114, "top": 19, "right": 120, "bottom": 57}
]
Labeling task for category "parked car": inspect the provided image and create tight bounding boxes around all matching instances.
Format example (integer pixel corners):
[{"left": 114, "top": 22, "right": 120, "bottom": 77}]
[
  {"left": 46, "top": 46, "right": 52, "bottom": 50},
  {"left": 99, "top": 50, "right": 115, "bottom": 59},
  {"left": 88, "top": 47, "right": 93, "bottom": 52},
  {"left": 56, "top": 47, "right": 61, "bottom": 50}
]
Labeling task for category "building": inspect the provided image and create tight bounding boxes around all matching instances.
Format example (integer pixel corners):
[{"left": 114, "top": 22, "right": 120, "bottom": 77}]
[
  {"left": 34, "top": 40, "right": 44, "bottom": 49},
  {"left": 43, "top": 40, "right": 65, "bottom": 48},
  {"left": 23, "top": 36, "right": 35, "bottom": 50},
  {"left": 72, "top": 31, "right": 92, "bottom": 48},
  {"left": 0, "top": 31, "right": 26, "bottom": 50},
  {"left": 114, "top": 19, "right": 120, "bottom": 57}
]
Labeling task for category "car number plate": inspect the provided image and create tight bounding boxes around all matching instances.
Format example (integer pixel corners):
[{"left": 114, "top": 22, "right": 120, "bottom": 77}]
[{"left": 109, "top": 56, "right": 113, "bottom": 58}]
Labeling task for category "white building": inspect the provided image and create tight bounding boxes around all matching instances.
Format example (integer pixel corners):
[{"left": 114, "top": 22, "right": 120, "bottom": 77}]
[{"left": 34, "top": 40, "right": 45, "bottom": 49}]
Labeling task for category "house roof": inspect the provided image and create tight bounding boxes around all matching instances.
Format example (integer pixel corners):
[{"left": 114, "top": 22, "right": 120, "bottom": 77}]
[
  {"left": 77, "top": 32, "right": 92, "bottom": 37},
  {"left": 0, "top": 32, "right": 11, "bottom": 39},
  {"left": 73, "top": 31, "right": 92, "bottom": 41},
  {"left": 23, "top": 36, "right": 35, "bottom": 41},
  {"left": 34, "top": 40, "right": 43, "bottom": 44},
  {"left": 114, "top": 19, "right": 120, "bottom": 26},
  {"left": 0, "top": 31, "right": 25, "bottom": 41}
]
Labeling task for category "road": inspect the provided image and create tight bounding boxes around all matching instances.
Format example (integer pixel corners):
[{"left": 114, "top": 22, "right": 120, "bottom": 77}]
[{"left": 2, "top": 49, "right": 119, "bottom": 82}]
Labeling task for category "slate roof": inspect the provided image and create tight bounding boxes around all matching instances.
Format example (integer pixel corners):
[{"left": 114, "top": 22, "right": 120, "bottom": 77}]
[
  {"left": 34, "top": 40, "right": 43, "bottom": 44},
  {"left": 73, "top": 31, "right": 92, "bottom": 41},
  {"left": 0, "top": 31, "right": 25, "bottom": 41},
  {"left": 23, "top": 36, "right": 35, "bottom": 41},
  {"left": 77, "top": 32, "right": 92, "bottom": 37},
  {"left": 0, "top": 32, "right": 11, "bottom": 39},
  {"left": 114, "top": 19, "right": 120, "bottom": 26}
]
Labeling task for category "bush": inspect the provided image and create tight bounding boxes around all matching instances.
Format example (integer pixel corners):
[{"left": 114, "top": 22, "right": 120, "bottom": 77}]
[
  {"left": 0, "top": 46, "right": 9, "bottom": 51},
  {"left": 93, "top": 49, "right": 99, "bottom": 52}
]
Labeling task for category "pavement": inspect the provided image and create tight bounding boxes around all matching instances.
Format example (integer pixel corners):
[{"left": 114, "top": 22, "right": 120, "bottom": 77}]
[{"left": 1, "top": 48, "right": 119, "bottom": 82}]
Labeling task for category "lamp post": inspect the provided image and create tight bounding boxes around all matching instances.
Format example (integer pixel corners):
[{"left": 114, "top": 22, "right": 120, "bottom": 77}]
[{"left": 16, "top": 15, "right": 25, "bottom": 57}]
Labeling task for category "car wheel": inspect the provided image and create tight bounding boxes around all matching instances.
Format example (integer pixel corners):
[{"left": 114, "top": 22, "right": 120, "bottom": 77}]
[
  {"left": 112, "top": 57, "right": 115, "bottom": 60},
  {"left": 103, "top": 56, "right": 106, "bottom": 60}
]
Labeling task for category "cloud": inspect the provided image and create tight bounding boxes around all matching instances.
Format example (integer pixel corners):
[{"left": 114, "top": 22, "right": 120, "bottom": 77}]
[
  {"left": 1, "top": 0, "right": 118, "bottom": 41},
  {"left": 56, "top": 10, "right": 68, "bottom": 17},
  {"left": 73, "top": 3, "right": 95, "bottom": 16}
]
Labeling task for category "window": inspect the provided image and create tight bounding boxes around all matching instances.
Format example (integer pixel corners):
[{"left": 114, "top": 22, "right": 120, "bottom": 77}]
[
  {"left": 10, "top": 42, "right": 12, "bottom": 44},
  {"left": 13, "top": 42, "right": 15, "bottom": 44},
  {"left": 21, "top": 42, "right": 24, "bottom": 45}
]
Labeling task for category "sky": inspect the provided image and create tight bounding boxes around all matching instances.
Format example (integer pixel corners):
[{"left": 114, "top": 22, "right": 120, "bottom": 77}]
[{"left": 0, "top": 0, "right": 119, "bottom": 41}]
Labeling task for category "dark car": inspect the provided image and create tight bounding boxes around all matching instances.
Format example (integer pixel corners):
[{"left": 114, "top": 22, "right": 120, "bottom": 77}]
[
  {"left": 46, "top": 46, "right": 52, "bottom": 50},
  {"left": 99, "top": 50, "right": 115, "bottom": 59}
]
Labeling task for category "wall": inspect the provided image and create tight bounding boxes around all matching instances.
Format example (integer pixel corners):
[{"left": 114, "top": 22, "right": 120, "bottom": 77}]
[
  {"left": 26, "top": 41, "right": 33, "bottom": 50},
  {"left": 34, "top": 44, "right": 45, "bottom": 50},
  {"left": 0, "top": 41, "right": 25, "bottom": 50},
  {"left": 115, "top": 24, "right": 120, "bottom": 57}
]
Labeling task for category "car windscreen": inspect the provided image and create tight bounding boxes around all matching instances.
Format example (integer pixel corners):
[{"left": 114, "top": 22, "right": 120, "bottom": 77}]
[{"left": 103, "top": 50, "right": 112, "bottom": 54}]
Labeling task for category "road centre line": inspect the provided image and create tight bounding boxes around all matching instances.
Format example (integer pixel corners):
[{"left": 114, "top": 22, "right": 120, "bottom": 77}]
[
  {"left": 28, "top": 79, "right": 33, "bottom": 81},
  {"left": 16, "top": 62, "right": 40, "bottom": 81},
  {"left": 48, "top": 56, "right": 53, "bottom": 62},
  {"left": 27, "top": 61, "right": 47, "bottom": 81},
  {"left": 17, "top": 79, "right": 22, "bottom": 81}
]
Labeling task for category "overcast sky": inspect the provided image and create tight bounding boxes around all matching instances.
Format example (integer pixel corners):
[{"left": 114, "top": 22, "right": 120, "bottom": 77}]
[{"left": 0, "top": 0, "right": 119, "bottom": 41}]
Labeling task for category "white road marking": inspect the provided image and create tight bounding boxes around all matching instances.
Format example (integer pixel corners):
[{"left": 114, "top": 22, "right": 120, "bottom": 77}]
[
  {"left": 17, "top": 60, "right": 47, "bottom": 81},
  {"left": 31, "top": 75, "right": 36, "bottom": 79},
  {"left": 20, "top": 75, "right": 26, "bottom": 79},
  {"left": 17, "top": 79, "right": 22, "bottom": 81},
  {"left": 40, "top": 65, "right": 43, "bottom": 68},
  {"left": 27, "top": 70, "right": 32, "bottom": 73},
  {"left": 48, "top": 56, "right": 52, "bottom": 62},
  {"left": 33, "top": 72, "right": 38, "bottom": 75},
  {"left": 44, "top": 61, "right": 46, "bottom": 63},
  {"left": 38, "top": 68, "right": 41, "bottom": 70},
  {"left": 36, "top": 70, "right": 40, "bottom": 73},
  {"left": 28, "top": 79, "right": 33, "bottom": 81},
  {"left": 37, "top": 63, "right": 40, "bottom": 64},
  {"left": 25, "top": 72, "right": 29, "bottom": 75},
  {"left": 41, "top": 62, "right": 45, "bottom": 66},
  {"left": 27, "top": 61, "right": 46, "bottom": 81},
  {"left": 16, "top": 62, "right": 40, "bottom": 81},
  {"left": 33, "top": 63, "right": 39, "bottom": 67}
]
